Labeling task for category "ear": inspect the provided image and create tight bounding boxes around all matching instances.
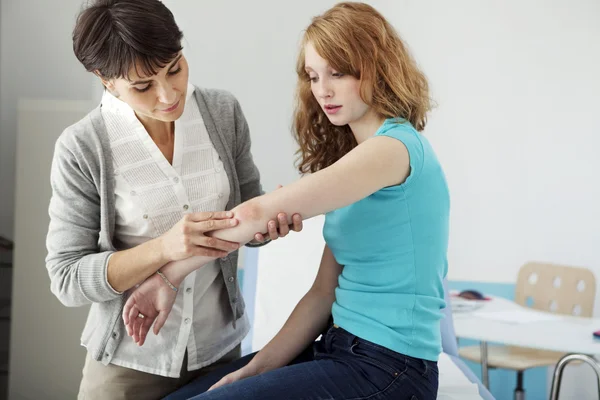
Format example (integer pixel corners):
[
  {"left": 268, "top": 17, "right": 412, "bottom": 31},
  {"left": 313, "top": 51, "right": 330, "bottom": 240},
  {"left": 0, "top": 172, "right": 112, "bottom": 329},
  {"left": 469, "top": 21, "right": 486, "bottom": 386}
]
[{"left": 94, "top": 70, "right": 116, "bottom": 91}]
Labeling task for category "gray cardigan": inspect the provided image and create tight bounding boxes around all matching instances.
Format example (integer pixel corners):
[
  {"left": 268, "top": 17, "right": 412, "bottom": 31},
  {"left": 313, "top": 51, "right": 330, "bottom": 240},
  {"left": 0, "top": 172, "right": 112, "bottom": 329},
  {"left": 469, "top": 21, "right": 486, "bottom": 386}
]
[{"left": 45, "top": 87, "right": 263, "bottom": 365}]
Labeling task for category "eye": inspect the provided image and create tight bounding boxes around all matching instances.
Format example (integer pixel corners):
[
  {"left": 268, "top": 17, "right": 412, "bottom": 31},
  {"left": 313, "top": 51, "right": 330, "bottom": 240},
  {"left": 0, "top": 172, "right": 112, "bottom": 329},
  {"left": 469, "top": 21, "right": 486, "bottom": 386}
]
[
  {"left": 168, "top": 67, "right": 182, "bottom": 76},
  {"left": 308, "top": 76, "right": 318, "bottom": 83},
  {"left": 332, "top": 72, "right": 345, "bottom": 78},
  {"left": 133, "top": 84, "right": 152, "bottom": 93}
]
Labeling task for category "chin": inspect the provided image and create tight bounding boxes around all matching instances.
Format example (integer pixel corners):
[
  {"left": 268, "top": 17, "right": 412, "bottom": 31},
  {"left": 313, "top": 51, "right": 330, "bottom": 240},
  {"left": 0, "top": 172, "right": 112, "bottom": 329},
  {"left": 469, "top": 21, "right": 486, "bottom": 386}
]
[
  {"left": 326, "top": 115, "right": 349, "bottom": 127},
  {"left": 153, "top": 113, "right": 181, "bottom": 123}
]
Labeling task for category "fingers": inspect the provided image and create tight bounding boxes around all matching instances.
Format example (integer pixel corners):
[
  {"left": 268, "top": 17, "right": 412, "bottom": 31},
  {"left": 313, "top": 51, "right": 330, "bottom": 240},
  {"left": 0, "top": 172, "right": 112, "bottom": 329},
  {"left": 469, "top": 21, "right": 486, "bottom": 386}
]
[
  {"left": 131, "top": 312, "right": 144, "bottom": 344},
  {"left": 208, "top": 368, "right": 251, "bottom": 391},
  {"left": 209, "top": 375, "right": 232, "bottom": 391},
  {"left": 292, "top": 213, "right": 303, "bottom": 232},
  {"left": 123, "top": 297, "right": 132, "bottom": 325},
  {"left": 138, "top": 315, "right": 154, "bottom": 347},
  {"left": 194, "top": 235, "right": 240, "bottom": 252},
  {"left": 196, "top": 218, "right": 238, "bottom": 233},
  {"left": 208, "top": 381, "right": 222, "bottom": 391},
  {"left": 192, "top": 247, "right": 229, "bottom": 258},
  {"left": 254, "top": 233, "right": 266, "bottom": 243},
  {"left": 186, "top": 211, "right": 234, "bottom": 222},
  {"left": 127, "top": 305, "right": 140, "bottom": 337},
  {"left": 267, "top": 219, "right": 279, "bottom": 240},
  {"left": 277, "top": 213, "right": 290, "bottom": 237},
  {"left": 264, "top": 213, "right": 300, "bottom": 242}
]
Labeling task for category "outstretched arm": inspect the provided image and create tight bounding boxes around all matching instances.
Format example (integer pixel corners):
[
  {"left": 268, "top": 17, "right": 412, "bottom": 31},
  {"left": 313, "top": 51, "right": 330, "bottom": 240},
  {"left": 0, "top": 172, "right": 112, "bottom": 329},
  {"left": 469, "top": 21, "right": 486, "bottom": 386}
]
[
  {"left": 124, "top": 135, "right": 409, "bottom": 344},
  {"left": 162, "top": 135, "right": 409, "bottom": 286}
]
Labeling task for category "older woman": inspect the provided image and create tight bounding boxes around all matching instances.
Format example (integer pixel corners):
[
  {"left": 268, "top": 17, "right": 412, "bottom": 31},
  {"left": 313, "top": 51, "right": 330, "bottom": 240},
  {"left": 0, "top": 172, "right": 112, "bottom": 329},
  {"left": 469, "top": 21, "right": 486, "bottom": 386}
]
[{"left": 45, "top": 0, "right": 301, "bottom": 399}]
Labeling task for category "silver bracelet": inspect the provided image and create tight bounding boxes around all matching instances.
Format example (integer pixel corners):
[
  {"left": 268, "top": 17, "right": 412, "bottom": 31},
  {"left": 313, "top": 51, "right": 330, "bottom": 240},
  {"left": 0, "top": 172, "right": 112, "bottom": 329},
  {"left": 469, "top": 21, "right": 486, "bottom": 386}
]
[{"left": 156, "top": 270, "right": 178, "bottom": 292}]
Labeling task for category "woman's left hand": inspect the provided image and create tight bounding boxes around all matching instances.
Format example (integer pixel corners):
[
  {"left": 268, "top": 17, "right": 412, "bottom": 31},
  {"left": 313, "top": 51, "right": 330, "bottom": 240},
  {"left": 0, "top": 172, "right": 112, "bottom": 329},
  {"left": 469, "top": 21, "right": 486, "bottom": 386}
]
[
  {"left": 208, "top": 364, "right": 261, "bottom": 391},
  {"left": 254, "top": 212, "right": 303, "bottom": 243},
  {"left": 122, "top": 272, "right": 178, "bottom": 346},
  {"left": 253, "top": 185, "right": 303, "bottom": 243}
]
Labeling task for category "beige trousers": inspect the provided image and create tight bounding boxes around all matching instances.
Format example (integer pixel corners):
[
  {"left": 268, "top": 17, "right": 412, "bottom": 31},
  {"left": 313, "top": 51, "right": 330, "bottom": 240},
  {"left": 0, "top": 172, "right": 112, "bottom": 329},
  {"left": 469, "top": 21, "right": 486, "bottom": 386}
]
[{"left": 77, "top": 345, "right": 241, "bottom": 400}]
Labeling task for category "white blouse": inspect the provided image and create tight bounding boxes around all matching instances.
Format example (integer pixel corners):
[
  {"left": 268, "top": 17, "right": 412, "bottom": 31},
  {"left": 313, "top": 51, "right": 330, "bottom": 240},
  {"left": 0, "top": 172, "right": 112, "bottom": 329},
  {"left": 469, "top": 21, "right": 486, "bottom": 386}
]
[{"left": 100, "top": 84, "right": 249, "bottom": 377}]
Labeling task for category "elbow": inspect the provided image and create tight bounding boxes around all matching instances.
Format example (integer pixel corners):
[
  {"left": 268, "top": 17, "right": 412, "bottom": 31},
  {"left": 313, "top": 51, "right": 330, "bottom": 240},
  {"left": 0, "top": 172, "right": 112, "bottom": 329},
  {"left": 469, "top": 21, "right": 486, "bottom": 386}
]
[
  {"left": 308, "top": 285, "right": 336, "bottom": 305},
  {"left": 233, "top": 199, "right": 265, "bottom": 225},
  {"left": 46, "top": 251, "right": 120, "bottom": 307},
  {"left": 50, "top": 282, "right": 88, "bottom": 308},
  {"left": 47, "top": 264, "right": 90, "bottom": 308}
]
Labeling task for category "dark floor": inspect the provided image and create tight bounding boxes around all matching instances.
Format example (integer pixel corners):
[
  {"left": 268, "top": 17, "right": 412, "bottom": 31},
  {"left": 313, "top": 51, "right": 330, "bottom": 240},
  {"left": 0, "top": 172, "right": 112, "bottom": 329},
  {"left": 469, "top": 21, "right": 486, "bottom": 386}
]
[{"left": 0, "top": 239, "right": 13, "bottom": 400}]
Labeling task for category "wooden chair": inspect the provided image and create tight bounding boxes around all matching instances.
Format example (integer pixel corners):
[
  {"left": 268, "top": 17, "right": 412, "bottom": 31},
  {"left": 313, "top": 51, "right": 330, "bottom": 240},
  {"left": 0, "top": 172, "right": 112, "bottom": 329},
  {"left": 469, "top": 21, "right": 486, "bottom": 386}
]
[{"left": 458, "top": 262, "right": 596, "bottom": 400}]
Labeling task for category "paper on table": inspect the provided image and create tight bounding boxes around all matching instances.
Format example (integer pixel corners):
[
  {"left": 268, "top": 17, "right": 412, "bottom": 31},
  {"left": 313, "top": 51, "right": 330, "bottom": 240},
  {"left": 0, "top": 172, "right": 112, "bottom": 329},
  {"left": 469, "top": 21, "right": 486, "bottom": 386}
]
[
  {"left": 451, "top": 298, "right": 485, "bottom": 313},
  {"left": 471, "top": 308, "right": 562, "bottom": 324}
]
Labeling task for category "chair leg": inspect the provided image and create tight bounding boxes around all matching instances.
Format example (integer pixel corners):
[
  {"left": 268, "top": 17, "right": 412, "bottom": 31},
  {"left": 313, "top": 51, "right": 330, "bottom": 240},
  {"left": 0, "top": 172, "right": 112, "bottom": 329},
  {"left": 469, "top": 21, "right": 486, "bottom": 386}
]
[
  {"left": 480, "top": 341, "right": 490, "bottom": 389},
  {"left": 550, "top": 353, "right": 600, "bottom": 400},
  {"left": 514, "top": 370, "right": 525, "bottom": 400}
]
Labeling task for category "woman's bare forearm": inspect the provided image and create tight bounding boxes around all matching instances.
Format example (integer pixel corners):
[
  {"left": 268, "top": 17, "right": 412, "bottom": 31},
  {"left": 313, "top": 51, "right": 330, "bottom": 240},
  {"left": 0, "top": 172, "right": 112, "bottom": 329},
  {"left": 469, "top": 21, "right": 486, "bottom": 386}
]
[
  {"left": 159, "top": 192, "right": 307, "bottom": 286},
  {"left": 160, "top": 171, "right": 342, "bottom": 285},
  {"left": 107, "top": 237, "right": 169, "bottom": 293},
  {"left": 248, "top": 245, "right": 341, "bottom": 372},
  {"left": 249, "top": 288, "right": 334, "bottom": 373}
]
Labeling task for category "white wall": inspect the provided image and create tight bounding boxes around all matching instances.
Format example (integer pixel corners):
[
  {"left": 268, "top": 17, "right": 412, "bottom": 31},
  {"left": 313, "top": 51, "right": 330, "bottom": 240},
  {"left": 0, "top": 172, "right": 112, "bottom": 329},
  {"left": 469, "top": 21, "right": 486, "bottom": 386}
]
[
  {"left": 1, "top": 1, "right": 97, "bottom": 399},
  {"left": 0, "top": 0, "right": 96, "bottom": 239},
  {"left": 9, "top": 100, "right": 93, "bottom": 400},
  {"left": 251, "top": 216, "right": 324, "bottom": 351}
]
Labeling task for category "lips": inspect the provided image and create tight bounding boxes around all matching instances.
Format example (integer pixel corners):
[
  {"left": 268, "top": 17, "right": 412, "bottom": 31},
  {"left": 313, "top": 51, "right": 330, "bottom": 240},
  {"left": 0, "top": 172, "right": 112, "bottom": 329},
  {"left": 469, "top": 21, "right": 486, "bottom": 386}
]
[
  {"left": 324, "top": 104, "right": 342, "bottom": 115},
  {"left": 161, "top": 100, "right": 180, "bottom": 113}
]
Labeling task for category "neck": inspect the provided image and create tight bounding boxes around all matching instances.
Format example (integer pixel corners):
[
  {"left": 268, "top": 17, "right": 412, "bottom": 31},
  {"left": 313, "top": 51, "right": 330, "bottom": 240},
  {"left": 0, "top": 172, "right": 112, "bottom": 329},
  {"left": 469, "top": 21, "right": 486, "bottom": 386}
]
[
  {"left": 136, "top": 114, "right": 174, "bottom": 143},
  {"left": 349, "top": 109, "right": 386, "bottom": 144}
]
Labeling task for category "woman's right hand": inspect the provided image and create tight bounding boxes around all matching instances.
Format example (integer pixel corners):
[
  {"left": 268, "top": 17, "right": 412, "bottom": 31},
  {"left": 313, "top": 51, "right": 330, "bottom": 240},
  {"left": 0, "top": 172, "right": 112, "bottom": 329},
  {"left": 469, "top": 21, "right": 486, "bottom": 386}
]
[
  {"left": 123, "top": 272, "right": 177, "bottom": 346},
  {"left": 208, "top": 363, "right": 262, "bottom": 391},
  {"left": 159, "top": 211, "right": 241, "bottom": 262}
]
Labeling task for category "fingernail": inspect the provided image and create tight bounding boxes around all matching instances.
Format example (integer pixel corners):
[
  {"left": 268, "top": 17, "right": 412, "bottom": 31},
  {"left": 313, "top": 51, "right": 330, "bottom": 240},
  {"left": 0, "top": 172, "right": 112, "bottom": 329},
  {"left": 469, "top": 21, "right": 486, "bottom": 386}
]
[
  {"left": 269, "top": 222, "right": 275, "bottom": 228},
  {"left": 226, "top": 212, "right": 233, "bottom": 217},
  {"left": 231, "top": 219, "right": 237, "bottom": 225}
]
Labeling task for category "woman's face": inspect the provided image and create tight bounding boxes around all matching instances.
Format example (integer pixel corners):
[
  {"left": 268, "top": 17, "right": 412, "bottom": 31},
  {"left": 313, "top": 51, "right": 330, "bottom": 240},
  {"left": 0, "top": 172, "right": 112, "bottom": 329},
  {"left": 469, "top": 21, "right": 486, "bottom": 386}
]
[
  {"left": 103, "top": 53, "right": 189, "bottom": 123},
  {"left": 304, "top": 42, "right": 370, "bottom": 127}
]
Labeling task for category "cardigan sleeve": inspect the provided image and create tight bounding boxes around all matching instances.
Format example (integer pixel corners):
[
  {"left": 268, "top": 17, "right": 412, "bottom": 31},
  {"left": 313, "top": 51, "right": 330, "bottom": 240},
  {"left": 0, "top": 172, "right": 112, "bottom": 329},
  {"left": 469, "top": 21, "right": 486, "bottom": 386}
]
[{"left": 45, "top": 134, "right": 121, "bottom": 307}]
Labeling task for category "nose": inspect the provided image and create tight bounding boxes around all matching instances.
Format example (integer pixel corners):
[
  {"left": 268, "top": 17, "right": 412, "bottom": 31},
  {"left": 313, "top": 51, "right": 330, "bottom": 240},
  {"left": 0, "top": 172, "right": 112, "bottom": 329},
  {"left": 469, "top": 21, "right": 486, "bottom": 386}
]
[
  {"left": 315, "top": 78, "right": 333, "bottom": 100},
  {"left": 156, "top": 82, "right": 177, "bottom": 105}
]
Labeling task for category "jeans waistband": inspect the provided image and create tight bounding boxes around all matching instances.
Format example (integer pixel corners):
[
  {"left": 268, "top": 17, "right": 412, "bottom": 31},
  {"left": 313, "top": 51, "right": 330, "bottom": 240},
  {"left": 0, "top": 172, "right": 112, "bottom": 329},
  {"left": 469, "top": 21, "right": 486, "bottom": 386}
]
[{"left": 327, "top": 324, "right": 436, "bottom": 367}]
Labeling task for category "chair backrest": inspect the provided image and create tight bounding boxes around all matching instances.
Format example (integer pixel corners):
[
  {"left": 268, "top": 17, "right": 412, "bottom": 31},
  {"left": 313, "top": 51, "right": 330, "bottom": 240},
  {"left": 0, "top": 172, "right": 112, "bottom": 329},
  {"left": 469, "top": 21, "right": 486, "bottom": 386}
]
[{"left": 515, "top": 261, "right": 596, "bottom": 317}]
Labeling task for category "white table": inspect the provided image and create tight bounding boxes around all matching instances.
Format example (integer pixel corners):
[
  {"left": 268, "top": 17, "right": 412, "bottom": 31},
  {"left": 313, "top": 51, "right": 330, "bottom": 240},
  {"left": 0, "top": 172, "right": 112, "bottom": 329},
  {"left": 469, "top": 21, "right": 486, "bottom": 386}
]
[{"left": 453, "top": 296, "right": 600, "bottom": 400}]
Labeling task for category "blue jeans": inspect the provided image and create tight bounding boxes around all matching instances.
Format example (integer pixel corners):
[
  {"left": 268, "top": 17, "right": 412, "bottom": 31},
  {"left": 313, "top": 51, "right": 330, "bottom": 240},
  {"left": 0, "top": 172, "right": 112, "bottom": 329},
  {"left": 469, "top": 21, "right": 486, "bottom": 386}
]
[{"left": 164, "top": 325, "right": 438, "bottom": 400}]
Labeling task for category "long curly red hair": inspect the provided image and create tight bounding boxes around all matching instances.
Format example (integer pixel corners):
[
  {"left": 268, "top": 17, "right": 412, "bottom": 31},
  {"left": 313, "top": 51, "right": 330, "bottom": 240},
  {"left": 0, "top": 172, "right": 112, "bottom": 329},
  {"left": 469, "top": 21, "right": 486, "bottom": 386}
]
[{"left": 293, "top": 2, "right": 432, "bottom": 174}]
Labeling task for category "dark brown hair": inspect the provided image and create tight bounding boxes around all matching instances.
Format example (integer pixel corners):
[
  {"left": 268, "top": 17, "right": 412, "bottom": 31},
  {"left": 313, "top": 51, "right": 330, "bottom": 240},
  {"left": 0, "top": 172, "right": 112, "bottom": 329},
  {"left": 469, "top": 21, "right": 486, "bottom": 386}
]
[
  {"left": 293, "top": 2, "right": 431, "bottom": 174},
  {"left": 73, "top": 0, "right": 183, "bottom": 80}
]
